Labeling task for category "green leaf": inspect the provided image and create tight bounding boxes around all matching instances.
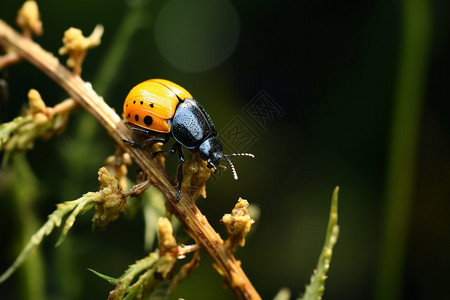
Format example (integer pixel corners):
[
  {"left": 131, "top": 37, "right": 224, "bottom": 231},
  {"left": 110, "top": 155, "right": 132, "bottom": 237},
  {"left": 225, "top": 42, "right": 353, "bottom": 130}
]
[
  {"left": 88, "top": 268, "right": 120, "bottom": 285},
  {"left": 0, "top": 196, "right": 96, "bottom": 284},
  {"left": 55, "top": 196, "right": 96, "bottom": 247},
  {"left": 300, "top": 186, "right": 339, "bottom": 300}
]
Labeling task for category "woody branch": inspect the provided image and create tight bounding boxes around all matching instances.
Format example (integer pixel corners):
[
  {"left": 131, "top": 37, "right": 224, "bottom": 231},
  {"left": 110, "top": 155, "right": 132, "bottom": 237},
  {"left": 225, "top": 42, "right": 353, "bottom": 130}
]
[{"left": 0, "top": 19, "right": 260, "bottom": 300}]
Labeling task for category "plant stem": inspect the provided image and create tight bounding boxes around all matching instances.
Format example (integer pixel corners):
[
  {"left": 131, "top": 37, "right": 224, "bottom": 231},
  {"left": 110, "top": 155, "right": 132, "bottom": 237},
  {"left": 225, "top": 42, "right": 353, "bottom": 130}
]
[
  {"left": 12, "top": 155, "right": 45, "bottom": 300},
  {"left": 376, "top": 0, "right": 431, "bottom": 299},
  {"left": 92, "top": 1, "right": 149, "bottom": 96},
  {"left": 0, "top": 19, "right": 260, "bottom": 300}
]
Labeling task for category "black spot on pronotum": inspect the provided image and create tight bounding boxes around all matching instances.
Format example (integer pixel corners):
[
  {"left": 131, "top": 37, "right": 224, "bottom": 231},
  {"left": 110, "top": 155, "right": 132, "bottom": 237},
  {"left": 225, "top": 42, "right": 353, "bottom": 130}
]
[
  {"left": 150, "top": 103, "right": 154, "bottom": 108},
  {"left": 135, "top": 114, "right": 139, "bottom": 122},
  {"left": 140, "top": 101, "right": 143, "bottom": 105},
  {"left": 144, "top": 115, "right": 153, "bottom": 126}
]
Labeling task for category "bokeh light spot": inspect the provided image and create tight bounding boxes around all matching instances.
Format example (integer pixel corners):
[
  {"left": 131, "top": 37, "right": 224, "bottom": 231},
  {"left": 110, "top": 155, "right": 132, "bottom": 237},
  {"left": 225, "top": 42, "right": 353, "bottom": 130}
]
[{"left": 154, "top": 0, "right": 240, "bottom": 72}]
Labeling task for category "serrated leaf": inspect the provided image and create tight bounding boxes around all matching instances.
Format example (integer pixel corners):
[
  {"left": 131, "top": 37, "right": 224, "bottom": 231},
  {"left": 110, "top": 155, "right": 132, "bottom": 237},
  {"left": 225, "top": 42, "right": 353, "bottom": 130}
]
[
  {"left": 55, "top": 197, "right": 96, "bottom": 247},
  {"left": 300, "top": 186, "right": 339, "bottom": 300}
]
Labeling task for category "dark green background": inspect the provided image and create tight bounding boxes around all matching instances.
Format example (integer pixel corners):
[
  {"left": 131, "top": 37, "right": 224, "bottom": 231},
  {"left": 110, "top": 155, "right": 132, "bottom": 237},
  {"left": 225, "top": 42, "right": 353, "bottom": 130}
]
[{"left": 1, "top": 0, "right": 449, "bottom": 299}]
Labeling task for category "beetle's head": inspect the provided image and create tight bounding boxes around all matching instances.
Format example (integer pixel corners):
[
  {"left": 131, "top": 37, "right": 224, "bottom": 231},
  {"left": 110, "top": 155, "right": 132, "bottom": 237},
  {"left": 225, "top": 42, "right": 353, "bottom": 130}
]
[
  {"left": 199, "top": 136, "right": 223, "bottom": 171},
  {"left": 199, "top": 136, "right": 255, "bottom": 180}
]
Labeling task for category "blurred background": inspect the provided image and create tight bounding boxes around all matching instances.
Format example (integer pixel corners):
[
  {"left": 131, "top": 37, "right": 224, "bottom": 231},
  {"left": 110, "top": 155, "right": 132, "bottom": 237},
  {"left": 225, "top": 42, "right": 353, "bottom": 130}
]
[{"left": 1, "top": 0, "right": 449, "bottom": 299}]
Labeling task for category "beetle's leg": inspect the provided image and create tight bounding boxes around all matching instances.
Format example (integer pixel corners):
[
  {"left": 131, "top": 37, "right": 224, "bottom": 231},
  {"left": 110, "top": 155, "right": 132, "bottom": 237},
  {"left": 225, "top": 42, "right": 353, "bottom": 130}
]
[
  {"left": 151, "top": 148, "right": 176, "bottom": 157},
  {"left": 143, "top": 137, "right": 167, "bottom": 146},
  {"left": 147, "top": 134, "right": 170, "bottom": 144},
  {"left": 174, "top": 143, "right": 185, "bottom": 202},
  {"left": 143, "top": 134, "right": 170, "bottom": 148},
  {"left": 131, "top": 127, "right": 153, "bottom": 135},
  {"left": 123, "top": 138, "right": 144, "bottom": 147},
  {"left": 124, "top": 137, "right": 167, "bottom": 148},
  {"left": 150, "top": 142, "right": 184, "bottom": 202},
  {"left": 129, "top": 127, "right": 170, "bottom": 146}
]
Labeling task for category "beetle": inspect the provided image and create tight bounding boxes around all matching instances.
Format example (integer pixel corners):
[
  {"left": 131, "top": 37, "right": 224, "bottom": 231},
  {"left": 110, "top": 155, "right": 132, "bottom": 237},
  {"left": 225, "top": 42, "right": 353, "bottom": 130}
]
[{"left": 123, "top": 79, "right": 254, "bottom": 201}]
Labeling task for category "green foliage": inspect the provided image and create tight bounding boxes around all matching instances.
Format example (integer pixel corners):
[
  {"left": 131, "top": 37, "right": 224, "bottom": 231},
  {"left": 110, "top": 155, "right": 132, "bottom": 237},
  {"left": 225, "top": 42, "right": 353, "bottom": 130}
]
[
  {"left": 90, "top": 252, "right": 164, "bottom": 300},
  {"left": 0, "top": 167, "right": 127, "bottom": 284},
  {"left": 300, "top": 187, "right": 339, "bottom": 300},
  {"left": 376, "top": 0, "right": 431, "bottom": 299},
  {"left": 273, "top": 287, "right": 291, "bottom": 300},
  {"left": 0, "top": 114, "right": 34, "bottom": 163},
  {"left": 88, "top": 268, "right": 120, "bottom": 285},
  {"left": 142, "top": 186, "right": 168, "bottom": 251},
  {"left": 0, "top": 193, "right": 95, "bottom": 284},
  {"left": 0, "top": 93, "right": 71, "bottom": 165},
  {"left": 0, "top": 115, "right": 32, "bottom": 147},
  {"left": 8, "top": 154, "right": 46, "bottom": 300}
]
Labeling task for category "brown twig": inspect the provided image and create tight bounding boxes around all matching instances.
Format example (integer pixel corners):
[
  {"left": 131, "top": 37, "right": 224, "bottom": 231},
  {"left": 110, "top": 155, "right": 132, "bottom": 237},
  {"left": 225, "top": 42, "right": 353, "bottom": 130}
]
[{"left": 0, "top": 19, "right": 260, "bottom": 300}]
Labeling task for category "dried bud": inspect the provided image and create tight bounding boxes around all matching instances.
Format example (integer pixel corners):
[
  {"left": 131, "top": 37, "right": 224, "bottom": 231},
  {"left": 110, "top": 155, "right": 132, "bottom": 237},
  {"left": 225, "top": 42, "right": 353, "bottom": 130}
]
[
  {"left": 27, "top": 89, "right": 46, "bottom": 114},
  {"left": 92, "top": 167, "right": 127, "bottom": 230},
  {"left": 221, "top": 198, "right": 255, "bottom": 247},
  {"left": 182, "top": 152, "right": 213, "bottom": 199},
  {"left": 59, "top": 25, "right": 104, "bottom": 75},
  {"left": 105, "top": 152, "right": 132, "bottom": 191},
  {"left": 16, "top": 1, "right": 42, "bottom": 37},
  {"left": 158, "top": 217, "right": 177, "bottom": 252},
  {"left": 156, "top": 217, "right": 178, "bottom": 278}
]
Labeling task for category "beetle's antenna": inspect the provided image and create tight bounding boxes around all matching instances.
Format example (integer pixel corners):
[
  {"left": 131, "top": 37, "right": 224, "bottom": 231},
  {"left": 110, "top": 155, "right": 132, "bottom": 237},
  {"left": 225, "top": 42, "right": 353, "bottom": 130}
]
[
  {"left": 224, "top": 155, "right": 238, "bottom": 180},
  {"left": 224, "top": 153, "right": 255, "bottom": 180},
  {"left": 226, "top": 153, "right": 255, "bottom": 159}
]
